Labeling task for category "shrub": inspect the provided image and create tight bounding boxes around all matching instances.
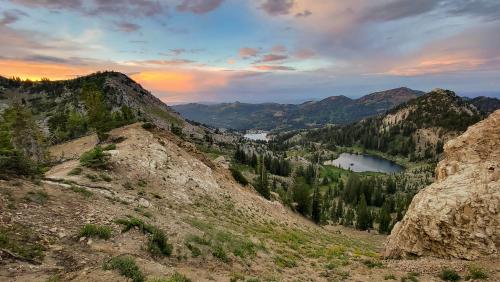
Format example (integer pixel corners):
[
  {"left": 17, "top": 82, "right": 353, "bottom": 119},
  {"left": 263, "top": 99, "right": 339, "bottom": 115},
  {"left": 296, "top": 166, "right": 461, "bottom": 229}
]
[
  {"left": 85, "top": 173, "right": 99, "bottom": 181},
  {"left": 116, "top": 217, "right": 172, "bottom": 257},
  {"left": 229, "top": 167, "right": 248, "bottom": 186},
  {"left": 384, "top": 274, "right": 396, "bottom": 280},
  {"left": 467, "top": 265, "right": 488, "bottom": 280},
  {"left": 103, "top": 144, "right": 116, "bottom": 151},
  {"left": 149, "top": 273, "right": 191, "bottom": 282},
  {"left": 78, "top": 224, "right": 112, "bottom": 239},
  {"left": 171, "top": 124, "right": 182, "bottom": 136},
  {"left": 23, "top": 190, "right": 48, "bottom": 204},
  {"left": 147, "top": 229, "right": 173, "bottom": 257},
  {"left": 273, "top": 255, "right": 297, "bottom": 268},
  {"left": 0, "top": 228, "right": 45, "bottom": 261},
  {"left": 401, "top": 272, "right": 419, "bottom": 282},
  {"left": 99, "top": 173, "right": 112, "bottom": 182},
  {"left": 185, "top": 242, "right": 201, "bottom": 257},
  {"left": 141, "top": 122, "right": 155, "bottom": 130},
  {"left": 103, "top": 256, "right": 144, "bottom": 282},
  {"left": 70, "top": 185, "right": 93, "bottom": 198},
  {"left": 362, "top": 259, "right": 383, "bottom": 268},
  {"left": 212, "top": 244, "right": 229, "bottom": 263},
  {"left": 116, "top": 217, "right": 155, "bottom": 234},
  {"left": 439, "top": 268, "right": 461, "bottom": 281},
  {"left": 80, "top": 146, "right": 110, "bottom": 169},
  {"left": 68, "top": 167, "right": 82, "bottom": 175},
  {"left": 167, "top": 272, "right": 191, "bottom": 282}
]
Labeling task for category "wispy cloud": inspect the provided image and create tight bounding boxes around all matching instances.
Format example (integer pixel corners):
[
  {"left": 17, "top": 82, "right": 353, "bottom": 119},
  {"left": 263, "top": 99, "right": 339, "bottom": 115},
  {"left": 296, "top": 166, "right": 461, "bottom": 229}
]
[
  {"left": 260, "top": 0, "right": 295, "bottom": 16},
  {"left": 176, "top": 0, "right": 224, "bottom": 14},
  {"left": 254, "top": 65, "right": 295, "bottom": 71},
  {"left": 255, "top": 54, "right": 288, "bottom": 63},
  {"left": 239, "top": 47, "right": 260, "bottom": 58},
  {"left": 115, "top": 21, "right": 140, "bottom": 32}
]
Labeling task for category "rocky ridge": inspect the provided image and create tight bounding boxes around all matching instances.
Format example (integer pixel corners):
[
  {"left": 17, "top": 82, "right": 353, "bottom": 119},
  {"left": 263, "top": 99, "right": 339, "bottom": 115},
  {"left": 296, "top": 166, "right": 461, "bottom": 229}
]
[{"left": 385, "top": 110, "right": 500, "bottom": 259}]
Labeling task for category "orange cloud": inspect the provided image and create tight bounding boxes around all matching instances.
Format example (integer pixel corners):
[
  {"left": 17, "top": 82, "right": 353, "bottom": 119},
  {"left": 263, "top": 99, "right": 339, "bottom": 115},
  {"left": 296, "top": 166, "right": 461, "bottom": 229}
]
[
  {"left": 385, "top": 55, "right": 490, "bottom": 76},
  {"left": 0, "top": 59, "right": 94, "bottom": 80},
  {"left": 131, "top": 70, "right": 228, "bottom": 94}
]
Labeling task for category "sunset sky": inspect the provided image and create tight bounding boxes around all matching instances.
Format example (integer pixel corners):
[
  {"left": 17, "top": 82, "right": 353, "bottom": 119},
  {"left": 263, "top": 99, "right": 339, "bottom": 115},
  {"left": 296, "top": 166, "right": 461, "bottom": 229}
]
[{"left": 1, "top": 0, "right": 499, "bottom": 103}]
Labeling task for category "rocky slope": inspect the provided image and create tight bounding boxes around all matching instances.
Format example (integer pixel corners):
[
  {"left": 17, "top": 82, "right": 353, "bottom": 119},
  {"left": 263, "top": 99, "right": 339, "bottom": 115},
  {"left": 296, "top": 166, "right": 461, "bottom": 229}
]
[
  {"left": 173, "top": 87, "right": 424, "bottom": 130},
  {"left": 385, "top": 110, "right": 500, "bottom": 259},
  {"left": 4, "top": 123, "right": 497, "bottom": 281}
]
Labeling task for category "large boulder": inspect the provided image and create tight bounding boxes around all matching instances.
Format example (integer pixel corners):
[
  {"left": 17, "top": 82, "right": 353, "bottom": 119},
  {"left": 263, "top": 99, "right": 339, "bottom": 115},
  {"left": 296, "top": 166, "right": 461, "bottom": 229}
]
[{"left": 385, "top": 110, "right": 500, "bottom": 260}]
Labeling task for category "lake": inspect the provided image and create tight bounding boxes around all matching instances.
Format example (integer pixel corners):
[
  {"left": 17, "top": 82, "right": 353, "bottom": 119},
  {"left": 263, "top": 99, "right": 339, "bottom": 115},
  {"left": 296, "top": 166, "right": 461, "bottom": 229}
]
[
  {"left": 324, "top": 153, "right": 404, "bottom": 173},
  {"left": 244, "top": 132, "right": 268, "bottom": 141}
]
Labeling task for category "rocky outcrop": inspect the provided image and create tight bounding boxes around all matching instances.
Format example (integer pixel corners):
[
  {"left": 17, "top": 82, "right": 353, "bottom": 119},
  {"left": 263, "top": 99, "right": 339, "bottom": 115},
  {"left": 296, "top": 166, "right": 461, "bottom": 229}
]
[{"left": 385, "top": 110, "right": 500, "bottom": 260}]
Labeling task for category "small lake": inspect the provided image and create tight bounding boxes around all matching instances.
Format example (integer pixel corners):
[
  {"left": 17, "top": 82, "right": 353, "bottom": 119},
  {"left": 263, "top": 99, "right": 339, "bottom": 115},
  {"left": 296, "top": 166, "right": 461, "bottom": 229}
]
[
  {"left": 244, "top": 132, "right": 268, "bottom": 141},
  {"left": 324, "top": 153, "right": 404, "bottom": 173}
]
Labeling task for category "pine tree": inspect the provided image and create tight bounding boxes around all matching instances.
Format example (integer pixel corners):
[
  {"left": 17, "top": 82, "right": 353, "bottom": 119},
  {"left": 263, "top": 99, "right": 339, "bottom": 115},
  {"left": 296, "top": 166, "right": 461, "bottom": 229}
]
[
  {"left": 355, "top": 194, "right": 370, "bottom": 230},
  {"left": 335, "top": 199, "right": 344, "bottom": 222},
  {"left": 311, "top": 185, "right": 321, "bottom": 224},
  {"left": 343, "top": 207, "right": 354, "bottom": 227},
  {"left": 330, "top": 200, "right": 338, "bottom": 223},
  {"left": 255, "top": 157, "right": 270, "bottom": 199},
  {"left": 378, "top": 203, "right": 392, "bottom": 234},
  {"left": 0, "top": 103, "right": 46, "bottom": 176},
  {"left": 82, "top": 82, "right": 110, "bottom": 142}
]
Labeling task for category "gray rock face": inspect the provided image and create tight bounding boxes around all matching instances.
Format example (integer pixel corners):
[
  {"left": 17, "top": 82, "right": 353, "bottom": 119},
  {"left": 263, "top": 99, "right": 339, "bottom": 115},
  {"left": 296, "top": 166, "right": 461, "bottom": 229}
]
[{"left": 385, "top": 110, "right": 500, "bottom": 260}]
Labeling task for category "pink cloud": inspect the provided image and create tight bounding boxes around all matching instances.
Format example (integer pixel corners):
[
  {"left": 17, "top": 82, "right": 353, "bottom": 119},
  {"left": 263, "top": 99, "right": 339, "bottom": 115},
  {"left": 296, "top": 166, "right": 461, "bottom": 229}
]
[
  {"left": 295, "top": 48, "right": 315, "bottom": 59},
  {"left": 254, "top": 65, "right": 295, "bottom": 71},
  {"left": 239, "top": 47, "right": 259, "bottom": 58},
  {"left": 256, "top": 54, "right": 288, "bottom": 63}
]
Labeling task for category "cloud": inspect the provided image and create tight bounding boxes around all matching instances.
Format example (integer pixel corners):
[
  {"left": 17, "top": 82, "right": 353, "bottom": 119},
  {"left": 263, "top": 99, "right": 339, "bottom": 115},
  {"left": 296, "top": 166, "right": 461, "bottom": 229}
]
[
  {"left": 294, "top": 48, "right": 315, "bottom": 59},
  {"left": 448, "top": 0, "right": 500, "bottom": 21},
  {"left": 130, "top": 59, "right": 195, "bottom": 66},
  {"left": 10, "top": 0, "right": 167, "bottom": 17},
  {"left": 11, "top": 0, "right": 83, "bottom": 10},
  {"left": 160, "top": 48, "right": 204, "bottom": 56},
  {"left": 271, "top": 44, "right": 287, "bottom": 53},
  {"left": 115, "top": 21, "right": 140, "bottom": 32},
  {"left": 176, "top": 0, "right": 224, "bottom": 14},
  {"left": 260, "top": 0, "right": 295, "bottom": 16},
  {"left": 254, "top": 65, "right": 295, "bottom": 71},
  {"left": 360, "top": 0, "right": 439, "bottom": 22},
  {"left": 239, "top": 47, "right": 259, "bottom": 58},
  {"left": 295, "top": 10, "right": 311, "bottom": 17},
  {"left": 0, "top": 9, "right": 27, "bottom": 25},
  {"left": 255, "top": 54, "right": 288, "bottom": 63}
]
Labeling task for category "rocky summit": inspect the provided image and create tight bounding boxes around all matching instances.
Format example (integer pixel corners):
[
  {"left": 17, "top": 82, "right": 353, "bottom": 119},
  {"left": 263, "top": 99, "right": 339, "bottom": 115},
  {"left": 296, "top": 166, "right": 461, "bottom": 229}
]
[{"left": 385, "top": 110, "right": 500, "bottom": 259}]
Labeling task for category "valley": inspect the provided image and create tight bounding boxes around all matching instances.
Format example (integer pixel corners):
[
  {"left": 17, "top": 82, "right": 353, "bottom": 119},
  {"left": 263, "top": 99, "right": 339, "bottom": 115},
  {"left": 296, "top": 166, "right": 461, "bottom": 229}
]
[{"left": 0, "top": 73, "right": 498, "bottom": 281}]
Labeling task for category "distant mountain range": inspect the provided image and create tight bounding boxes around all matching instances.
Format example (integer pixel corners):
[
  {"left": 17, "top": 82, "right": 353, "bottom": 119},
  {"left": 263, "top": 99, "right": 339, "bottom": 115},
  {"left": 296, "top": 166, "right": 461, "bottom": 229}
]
[
  {"left": 296, "top": 89, "right": 485, "bottom": 161},
  {"left": 468, "top": 96, "right": 500, "bottom": 114},
  {"left": 173, "top": 87, "right": 425, "bottom": 130}
]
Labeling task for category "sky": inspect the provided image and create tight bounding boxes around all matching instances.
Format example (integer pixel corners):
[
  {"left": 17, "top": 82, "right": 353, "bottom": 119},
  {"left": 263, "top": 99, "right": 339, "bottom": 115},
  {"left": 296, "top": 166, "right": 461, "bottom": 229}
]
[{"left": 1, "top": 0, "right": 500, "bottom": 104}]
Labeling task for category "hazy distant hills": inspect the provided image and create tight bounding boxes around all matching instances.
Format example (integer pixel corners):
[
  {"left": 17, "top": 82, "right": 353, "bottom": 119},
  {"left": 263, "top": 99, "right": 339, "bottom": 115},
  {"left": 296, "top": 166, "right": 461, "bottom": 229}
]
[
  {"left": 173, "top": 87, "right": 425, "bottom": 130},
  {"left": 469, "top": 96, "right": 500, "bottom": 114}
]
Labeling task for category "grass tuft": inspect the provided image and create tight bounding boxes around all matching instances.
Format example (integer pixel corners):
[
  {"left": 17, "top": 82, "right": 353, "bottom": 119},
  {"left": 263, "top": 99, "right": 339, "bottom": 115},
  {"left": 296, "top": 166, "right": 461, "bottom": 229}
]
[
  {"left": 439, "top": 268, "right": 461, "bottom": 281},
  {"left": 78, "top": 224, "right": 112, "bottom": 239},
  {"left": 104, "top": 256, "right": 144, "bottom": 282},
  {"left": 23, "top": 190, "right": 48, "bottom": 204}
]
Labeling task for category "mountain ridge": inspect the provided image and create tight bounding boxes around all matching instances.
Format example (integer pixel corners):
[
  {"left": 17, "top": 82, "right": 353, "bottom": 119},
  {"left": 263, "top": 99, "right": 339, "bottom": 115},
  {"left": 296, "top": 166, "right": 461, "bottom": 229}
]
[{"left": 173, "top": 87, "right": 425, "bottom": 130}]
